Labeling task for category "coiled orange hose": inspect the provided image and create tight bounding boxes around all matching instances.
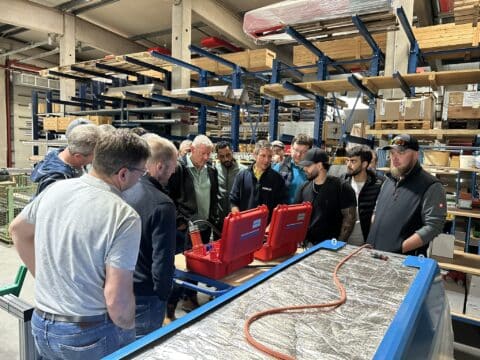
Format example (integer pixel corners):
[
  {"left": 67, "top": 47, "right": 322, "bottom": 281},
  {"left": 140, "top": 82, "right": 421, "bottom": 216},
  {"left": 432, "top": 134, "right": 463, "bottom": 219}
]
[{"left": 244, "top": 244, "right": 373, "bottom": 359}]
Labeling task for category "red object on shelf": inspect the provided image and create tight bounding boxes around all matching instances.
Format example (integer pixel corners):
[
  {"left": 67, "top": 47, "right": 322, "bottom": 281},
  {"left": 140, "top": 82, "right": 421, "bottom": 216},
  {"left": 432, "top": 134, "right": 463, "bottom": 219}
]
[
  {"left": 184, "top": 205, "right": 269, "bottom": 279},
  {"left": 438, "top": 0, "right": 454, "bottom": 13},
  {"left": 200, "top": 36, "right": 243, "bottom": 53},
  {"left": 254, "top": 203, "right": 312, "bottom": 261},
  {"left": 148, "top": 46, "right": 171, "bottom": 55}
]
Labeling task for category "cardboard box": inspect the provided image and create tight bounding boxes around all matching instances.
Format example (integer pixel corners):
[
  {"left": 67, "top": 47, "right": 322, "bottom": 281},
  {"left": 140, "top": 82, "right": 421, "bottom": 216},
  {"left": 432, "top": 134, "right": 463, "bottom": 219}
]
[
  {"left": 376, "top": 95, "right": 435, "bottom": 121},
  {"left": 443, "top": 280, "right": 466, "bottom": 314},
  {"left": 430, "top": 234, "right": 455, "bottom": 258},
  {"left": 466, "top": 275, "right": 480, "bottom": 318},
  {"left": 87, "top": 116, "right": 112, "bottom": 126},
  {"left": 444, "top": 91, "right": 480, "bottom": 120}
]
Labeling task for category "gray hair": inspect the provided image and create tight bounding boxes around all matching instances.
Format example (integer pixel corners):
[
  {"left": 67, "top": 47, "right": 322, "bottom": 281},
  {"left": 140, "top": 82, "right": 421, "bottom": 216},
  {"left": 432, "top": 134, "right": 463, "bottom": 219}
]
[
  {"left": 192, "top": 135, "right": 213, "bottom": 149},
  {"left": 179, "top": 139, "right": 192, "bottom": 151},
  {"left": 97, "top": 124, "right": 116, "bottom": 134},
  {"left": 65, "top": 117, "right": 92, "bottom": 138},
  {"left": 142, "top": 133, "right": 177, "bottom": 165},
  {"left": 93, "top": 129, "right": 151, "bottom": 176},
  {"left": 254, "top": 140, "right": 271, "bottom": 155},
  {"left": 67, "top": 124, "right": 99, "bottom": 156}
]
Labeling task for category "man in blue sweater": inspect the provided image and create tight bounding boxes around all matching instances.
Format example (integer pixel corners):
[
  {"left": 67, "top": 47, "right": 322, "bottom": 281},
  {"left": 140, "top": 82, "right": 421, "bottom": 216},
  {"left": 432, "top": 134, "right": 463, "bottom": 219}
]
[{"left": 122, "top": 134, "right": 178, "bottom": 337}]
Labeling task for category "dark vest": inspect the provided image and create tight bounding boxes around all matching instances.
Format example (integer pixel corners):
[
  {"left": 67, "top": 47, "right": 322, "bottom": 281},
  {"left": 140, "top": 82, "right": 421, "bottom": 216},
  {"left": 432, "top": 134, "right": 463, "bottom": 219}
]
[
  {"left": 367, "top": 162, "right": 439, "bottom": 255},
  {"left": 342, "top": 170, "right": 383, "bottom": 241}
]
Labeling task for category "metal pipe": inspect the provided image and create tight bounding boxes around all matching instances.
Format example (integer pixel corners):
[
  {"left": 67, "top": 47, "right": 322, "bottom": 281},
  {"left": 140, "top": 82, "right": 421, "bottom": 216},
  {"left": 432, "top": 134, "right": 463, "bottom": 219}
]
[
  {"left": 0, "top": 41, "right": 49, "bottom": 59},
  {"left": 5, "top": 61, "right": 12, "bottom": 166}
]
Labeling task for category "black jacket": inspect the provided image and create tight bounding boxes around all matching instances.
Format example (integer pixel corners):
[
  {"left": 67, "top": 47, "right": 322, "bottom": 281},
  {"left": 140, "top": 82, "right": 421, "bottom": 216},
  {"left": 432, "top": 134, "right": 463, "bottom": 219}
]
[
  {"left": 168, "top": 156, "right": 219, "bottom": 228},
  {"left": 122, "top": 176, "right": 176, "bottom": 301},
  {"left": 341, "top": 170, "right": 383, "bottom": 241},
  {"left": 230, "top": 165, "right": 288, "bottom": 221}
]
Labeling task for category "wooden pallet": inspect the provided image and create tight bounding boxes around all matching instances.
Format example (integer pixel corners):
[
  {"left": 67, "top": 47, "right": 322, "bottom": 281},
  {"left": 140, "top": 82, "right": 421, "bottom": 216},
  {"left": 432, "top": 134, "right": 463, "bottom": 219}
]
[
  {"left": 446, "top": 119, "right": 480, "bottom": 129},
  {"left": 374, "top": 120, "right": 431, "bottom": 130}
]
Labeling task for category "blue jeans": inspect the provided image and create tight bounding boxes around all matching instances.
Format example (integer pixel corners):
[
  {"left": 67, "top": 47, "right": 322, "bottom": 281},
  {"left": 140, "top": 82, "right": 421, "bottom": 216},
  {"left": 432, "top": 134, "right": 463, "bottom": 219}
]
[
  {"left": 31, "top": 311, "right": 135, "bottom": 360},
  {"left": 135, "top": 296, "right": 166, "bottom": 338}
]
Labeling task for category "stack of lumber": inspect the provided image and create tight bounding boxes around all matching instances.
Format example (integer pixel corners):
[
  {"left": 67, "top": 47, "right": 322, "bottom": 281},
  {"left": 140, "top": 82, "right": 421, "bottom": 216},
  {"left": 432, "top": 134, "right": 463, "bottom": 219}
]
[{"left": 454, "top": 0, "right": 480, "bottom": 25}]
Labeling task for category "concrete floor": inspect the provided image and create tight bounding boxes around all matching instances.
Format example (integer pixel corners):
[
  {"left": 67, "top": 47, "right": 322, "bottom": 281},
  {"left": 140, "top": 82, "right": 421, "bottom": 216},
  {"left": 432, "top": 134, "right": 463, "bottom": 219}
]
[
  {"left": 0, "top": 243, "right": 35, "bottom": 360},
  {"left": 0, "top": 243, "right": 204, "bottom": 359}
]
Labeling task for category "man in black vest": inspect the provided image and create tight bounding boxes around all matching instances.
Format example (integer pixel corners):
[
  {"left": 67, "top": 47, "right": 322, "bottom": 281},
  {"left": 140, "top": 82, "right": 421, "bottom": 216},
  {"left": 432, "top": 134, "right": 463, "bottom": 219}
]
[
  {"left": 367, "top": 134, "right": 446, "bottom": 255},
  {"left": 295, "top": 148, "right": 357, "bottom": 245},
  {"left": 341, "top": 145, "right": 383, "bottom": 245}
]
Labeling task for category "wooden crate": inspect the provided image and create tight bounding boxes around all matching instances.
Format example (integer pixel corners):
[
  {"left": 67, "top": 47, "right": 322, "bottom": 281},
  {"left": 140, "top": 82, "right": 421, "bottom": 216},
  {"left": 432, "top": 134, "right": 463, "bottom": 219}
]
[
  {"left": 454, "top": 0, "right": 480, "bottom": 24},
  {"left": 191, "top": 49, "right": 276, "bottom": 75},
  {"left": 87, "top": 115, "right": 113, "bottom": 126},
  {"left": 293, "top": 34, "right": 387, "bottom": 73},
  {"left": 42, "top": 117, "right": 60, "bottom": 131}
]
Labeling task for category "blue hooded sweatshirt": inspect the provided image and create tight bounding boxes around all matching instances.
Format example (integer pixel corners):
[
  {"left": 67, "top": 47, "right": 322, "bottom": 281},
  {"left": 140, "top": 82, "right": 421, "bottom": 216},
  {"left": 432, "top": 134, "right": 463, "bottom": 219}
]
[{"left": 30, "top": 148, "right": 80, "bottom": 195}]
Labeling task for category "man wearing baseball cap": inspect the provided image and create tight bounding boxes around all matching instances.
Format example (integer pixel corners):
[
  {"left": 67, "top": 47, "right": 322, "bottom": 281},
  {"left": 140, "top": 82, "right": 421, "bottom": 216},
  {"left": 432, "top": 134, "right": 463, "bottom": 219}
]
[
  {"left": 295, "top": 148, "right": 357, "bottom": 245},
  {"left": 367, "top": 134, "right": 446, "bottom": 255}
]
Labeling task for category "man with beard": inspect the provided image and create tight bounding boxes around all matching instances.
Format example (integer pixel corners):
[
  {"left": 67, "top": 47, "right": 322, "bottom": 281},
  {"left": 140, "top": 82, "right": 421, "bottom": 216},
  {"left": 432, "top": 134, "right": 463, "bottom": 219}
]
[
  {"left": 230, "top": 140, "right": 288, "bottom": 221},
  {"left": 215, "top": 141, "right": 246, "bottom": 224},
  {"left": 295, "top": 148, "right": 357, "bottom": 246},
  {"left": 122, "top": 134, "right": 178, "bottom": 337},
  {"left": 341, "top": 145, "right": 383, "bottom": 245},
  {"left": 367, "top": 134, "right": 446, "bottom": 255}
]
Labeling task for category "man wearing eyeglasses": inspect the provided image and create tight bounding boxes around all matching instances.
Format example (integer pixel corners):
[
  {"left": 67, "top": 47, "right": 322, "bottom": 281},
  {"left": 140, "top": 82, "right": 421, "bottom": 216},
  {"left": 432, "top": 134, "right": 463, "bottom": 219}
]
[
  {"left": 273, "top": 134, "right": 313, "bottom": 204},
  {"left": 10, "top": 130, "right": 150, "bottom": 359},
  {"left": 122, "top": 134, "right": 178, "bottom": 338},
  {"left": 367, "top": 134, "right": 447, "bottom": 255}
]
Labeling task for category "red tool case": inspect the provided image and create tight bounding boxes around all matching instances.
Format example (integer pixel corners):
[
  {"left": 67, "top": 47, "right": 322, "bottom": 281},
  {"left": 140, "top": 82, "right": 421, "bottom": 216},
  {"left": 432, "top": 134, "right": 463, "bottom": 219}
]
[
  {"left": 185, "top": 205, "right": 269, "bottom": 279},
  {"left": 254, "top": 202, "right": 312, "bottom": 261}
]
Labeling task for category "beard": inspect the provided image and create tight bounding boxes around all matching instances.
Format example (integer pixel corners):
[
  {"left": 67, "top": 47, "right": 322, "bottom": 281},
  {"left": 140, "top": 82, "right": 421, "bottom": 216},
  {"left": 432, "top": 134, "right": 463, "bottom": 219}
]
[
  {"left": 306, "top": 168, "right": 319, "bottom": 180},
  {"left": 222, "top": 160, "right": 233, "bottom": 168},
  {"left": 347, "top": 166, "right": 362, "bottom": 176},
  {"left": 390, "top": 163, "right": 414, "bottom": 178}
]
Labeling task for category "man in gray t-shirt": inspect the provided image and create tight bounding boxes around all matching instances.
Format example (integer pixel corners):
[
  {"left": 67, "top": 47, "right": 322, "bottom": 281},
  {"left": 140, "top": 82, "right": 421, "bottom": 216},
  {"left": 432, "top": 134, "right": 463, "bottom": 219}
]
[{"left": 9, "top": 130, "right": 150, "bottom": 359}]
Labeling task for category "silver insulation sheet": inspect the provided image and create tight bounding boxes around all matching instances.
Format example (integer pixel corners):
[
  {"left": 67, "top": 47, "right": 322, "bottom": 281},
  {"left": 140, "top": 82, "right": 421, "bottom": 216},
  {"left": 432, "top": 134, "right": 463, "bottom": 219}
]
[{"left": 135, "top": 245, "right": 417, "bottom": 359}]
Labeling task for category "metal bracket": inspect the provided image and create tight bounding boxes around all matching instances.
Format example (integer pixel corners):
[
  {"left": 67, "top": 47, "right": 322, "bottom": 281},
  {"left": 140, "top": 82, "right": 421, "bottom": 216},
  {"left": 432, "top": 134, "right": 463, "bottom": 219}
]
[{"left": 393, "top": 71, "right": 414, "bottom": 97}]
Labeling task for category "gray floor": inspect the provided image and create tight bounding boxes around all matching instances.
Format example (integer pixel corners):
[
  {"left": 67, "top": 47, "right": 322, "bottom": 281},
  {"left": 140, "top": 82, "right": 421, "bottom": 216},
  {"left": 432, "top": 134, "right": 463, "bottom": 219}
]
[{"left": 0, "top": 243, "right": 35, "bottom": 360}]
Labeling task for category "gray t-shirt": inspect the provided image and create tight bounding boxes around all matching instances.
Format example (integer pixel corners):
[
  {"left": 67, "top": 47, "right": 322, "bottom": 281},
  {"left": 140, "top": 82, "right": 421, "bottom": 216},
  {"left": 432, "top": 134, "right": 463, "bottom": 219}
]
[{"left": 21, "top": 174, "right": 141, "bottom": 316}]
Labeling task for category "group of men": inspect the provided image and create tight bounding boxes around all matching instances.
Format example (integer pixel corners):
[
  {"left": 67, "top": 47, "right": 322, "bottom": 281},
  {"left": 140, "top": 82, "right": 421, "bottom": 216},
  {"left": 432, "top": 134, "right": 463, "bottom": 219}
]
[{"left": 9, "top": 125, "right": 446, "bottom": 358}]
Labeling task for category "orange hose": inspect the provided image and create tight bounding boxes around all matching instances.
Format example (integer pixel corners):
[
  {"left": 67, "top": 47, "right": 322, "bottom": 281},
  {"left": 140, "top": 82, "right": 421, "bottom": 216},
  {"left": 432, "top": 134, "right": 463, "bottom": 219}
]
[{"left": 244, "top": 244, "right": 373, "bottom": 359}]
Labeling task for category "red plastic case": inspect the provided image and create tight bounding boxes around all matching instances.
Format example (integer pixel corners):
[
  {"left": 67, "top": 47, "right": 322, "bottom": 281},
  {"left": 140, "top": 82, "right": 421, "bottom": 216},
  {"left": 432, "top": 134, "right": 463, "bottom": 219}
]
[
  {"left": 185, "top": 205, "right": 269, "bottom": 279},
  {"left": 254, "top": 202, "right": 312, "bottom": 261}
]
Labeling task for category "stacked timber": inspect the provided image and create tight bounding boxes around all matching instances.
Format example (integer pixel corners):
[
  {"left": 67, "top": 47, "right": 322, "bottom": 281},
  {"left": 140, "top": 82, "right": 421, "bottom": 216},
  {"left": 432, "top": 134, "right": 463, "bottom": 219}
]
[{"left": 454, "top": 0, "right": 480, "bottom": 25}]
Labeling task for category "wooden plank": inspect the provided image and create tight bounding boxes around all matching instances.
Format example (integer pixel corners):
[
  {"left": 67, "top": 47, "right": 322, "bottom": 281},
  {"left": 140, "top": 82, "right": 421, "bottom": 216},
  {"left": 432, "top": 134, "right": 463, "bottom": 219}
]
[
  {"left": 432, "top": 250, "right": 480, "bottom": 276},
  {"left": 365, "top": 128, "right": 480, "bottom": 136}
]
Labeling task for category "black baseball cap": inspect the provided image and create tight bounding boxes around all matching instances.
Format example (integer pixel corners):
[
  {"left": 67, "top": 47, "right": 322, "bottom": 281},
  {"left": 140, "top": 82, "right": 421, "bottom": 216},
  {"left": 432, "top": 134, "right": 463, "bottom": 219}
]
[
  {"left": 382, "top": 134, "right": 419, "bottom": 152},
  {"left": 298, "top": 148, "right": 329, "bottom": 167}
]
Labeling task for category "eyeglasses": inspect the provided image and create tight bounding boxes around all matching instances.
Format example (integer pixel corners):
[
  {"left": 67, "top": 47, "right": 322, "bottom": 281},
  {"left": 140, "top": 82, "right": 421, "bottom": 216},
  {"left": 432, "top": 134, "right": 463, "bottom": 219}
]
[{"left": 128, "top": 167, "right": 147, "bottom": 176}]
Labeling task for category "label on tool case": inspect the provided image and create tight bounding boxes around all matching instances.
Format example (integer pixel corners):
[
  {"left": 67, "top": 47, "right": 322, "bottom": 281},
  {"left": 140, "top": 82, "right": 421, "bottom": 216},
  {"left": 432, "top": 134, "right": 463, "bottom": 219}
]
[
  {"left": 252, "top": 219, "right": 261, "bottom": 229},
  {"left": 297, "top": 212, "right": 305, "bottom": 221}
]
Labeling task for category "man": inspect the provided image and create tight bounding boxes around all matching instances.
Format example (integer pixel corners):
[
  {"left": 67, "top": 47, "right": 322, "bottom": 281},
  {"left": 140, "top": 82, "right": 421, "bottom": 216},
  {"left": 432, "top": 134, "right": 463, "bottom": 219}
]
[
  {"left": 367, "top": 134, "right": 447, "bottom": 255},
  {"left": 274, "top": 134, "right": 313, "bottom": 204},
  {"left": 271, "top": 140, "right": 285, "bottom": 165},
  {"left": 9, "top": 129, "right": 150, "bottom": 359},
  {"left": 295, "top": 148, "right": 357, "bottom": 245},
  {"left": 178, "top": 139, "right": 192, "bottom": 157},
  {"left": 167, "top": 134, "right": 219, "bottom": 318},
  {"left": 230, "top": 140, "right": 288, "bottom": 221},
  {"left": 341, "top": 145, "right": 383, "bottom": 246},
  {"left": 31, "top": 124, "right": 99, "bottom": 195},
  {"left": 215, "top": 141, "right": 246, "bottom": 223},
  {"left": 122, "top": 134, "right": 178, "bottom": 338}
]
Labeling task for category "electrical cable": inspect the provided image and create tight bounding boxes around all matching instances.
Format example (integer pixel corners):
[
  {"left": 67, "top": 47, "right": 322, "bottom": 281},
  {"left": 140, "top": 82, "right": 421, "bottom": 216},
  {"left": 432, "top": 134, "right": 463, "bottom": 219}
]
[{"left": 244, "top": 243, "right": 373, "bottom": 360}]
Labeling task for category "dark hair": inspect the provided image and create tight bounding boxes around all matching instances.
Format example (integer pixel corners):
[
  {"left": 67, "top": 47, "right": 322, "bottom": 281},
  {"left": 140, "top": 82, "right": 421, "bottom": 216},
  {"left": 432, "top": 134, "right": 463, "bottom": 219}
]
[
  {"left": 292, "top": 134, "right": 313, "bottom": 149},
  {"left": 322, "top": 162, "right": 331, "bottom": 171},
  {"left": 93, "top": 129, "right": 150, "bottom": 176},
  {"left": 346, "top": 145, "right": 373, "bottom": 165},
  {"left": 215, "top": 141, "right": 231, "bottom": 152}
]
